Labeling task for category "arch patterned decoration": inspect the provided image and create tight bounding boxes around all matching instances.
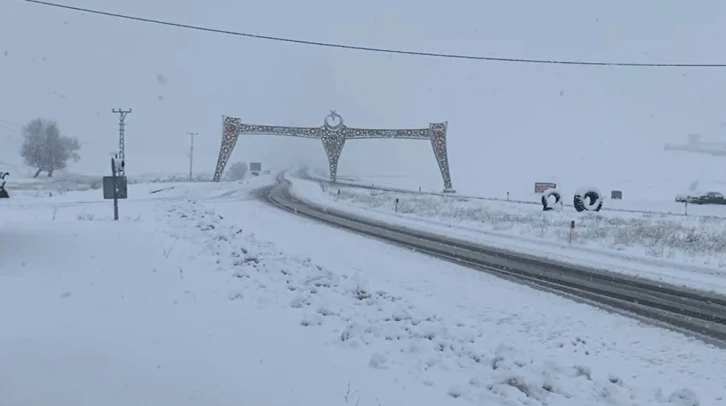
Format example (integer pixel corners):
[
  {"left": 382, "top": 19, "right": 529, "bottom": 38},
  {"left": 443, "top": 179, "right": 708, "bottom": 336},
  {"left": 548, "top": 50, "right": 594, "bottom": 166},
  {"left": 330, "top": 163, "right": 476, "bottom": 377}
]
[{"left": 212, "top": 111, "right": 454, "bottom": 192}]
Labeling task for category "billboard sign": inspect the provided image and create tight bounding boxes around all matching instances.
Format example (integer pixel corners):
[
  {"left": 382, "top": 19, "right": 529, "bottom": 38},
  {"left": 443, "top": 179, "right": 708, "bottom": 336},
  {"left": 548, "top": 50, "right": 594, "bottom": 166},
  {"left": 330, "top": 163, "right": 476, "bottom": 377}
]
[{"left": 534, "top": 182, "right": 557, "bottom": 193}]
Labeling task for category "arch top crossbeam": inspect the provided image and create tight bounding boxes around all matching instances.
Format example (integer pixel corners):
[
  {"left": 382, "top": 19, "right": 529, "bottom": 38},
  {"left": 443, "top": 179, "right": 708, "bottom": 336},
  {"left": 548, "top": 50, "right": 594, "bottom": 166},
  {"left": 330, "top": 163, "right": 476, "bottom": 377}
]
[
  {"left": 344, "top": 127, "right": 431, "bottom": 140},
  {"left": 235, "top": 123, "right": 323, "bottom": 139},
  {"left": 212, "top": 111, "right": 454, "bottom": 192}
]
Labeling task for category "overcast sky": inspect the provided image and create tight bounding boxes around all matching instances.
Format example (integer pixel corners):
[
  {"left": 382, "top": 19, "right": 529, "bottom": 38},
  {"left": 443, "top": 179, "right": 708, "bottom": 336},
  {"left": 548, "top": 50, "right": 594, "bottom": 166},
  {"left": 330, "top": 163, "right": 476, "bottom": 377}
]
[{"left": 2, "top": 0, "right": 726, "bottom": 198}]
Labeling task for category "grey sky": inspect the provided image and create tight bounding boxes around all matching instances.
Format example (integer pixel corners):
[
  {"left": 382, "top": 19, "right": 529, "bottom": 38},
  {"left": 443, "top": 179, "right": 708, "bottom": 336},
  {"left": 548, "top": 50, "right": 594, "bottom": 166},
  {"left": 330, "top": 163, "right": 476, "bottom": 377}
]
[{"left": 1, "top": 0, "right": 725, "bottom": 198}]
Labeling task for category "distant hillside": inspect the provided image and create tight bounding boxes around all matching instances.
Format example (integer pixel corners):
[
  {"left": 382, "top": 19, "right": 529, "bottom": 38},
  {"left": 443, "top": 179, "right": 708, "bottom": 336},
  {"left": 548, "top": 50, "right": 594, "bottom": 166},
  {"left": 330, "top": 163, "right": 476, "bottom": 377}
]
[{"left": 0, "top": 131, "right": 26, "bottom": 175}]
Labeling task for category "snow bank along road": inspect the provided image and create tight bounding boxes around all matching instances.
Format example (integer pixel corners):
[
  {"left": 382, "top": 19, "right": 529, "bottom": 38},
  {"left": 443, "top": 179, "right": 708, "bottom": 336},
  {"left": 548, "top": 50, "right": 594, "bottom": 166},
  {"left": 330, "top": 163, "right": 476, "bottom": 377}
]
[
  {"left": 268, "top": 173, "right": 726, "bottom": 343},
  {"left": 4, "top": 175, "right": 726, "bottom": 405}
]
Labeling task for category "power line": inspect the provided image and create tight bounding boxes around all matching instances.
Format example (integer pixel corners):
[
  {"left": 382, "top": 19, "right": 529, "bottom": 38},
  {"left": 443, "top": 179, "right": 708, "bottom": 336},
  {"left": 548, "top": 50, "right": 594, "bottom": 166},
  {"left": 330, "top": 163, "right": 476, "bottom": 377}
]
[
  {"left": 0, "top": 118, "right": 21, "bottom": 129},
  {"left": 0, "top": 121, "right": 22, "bottom": 140},
  {"left": 25, "top": 0, "right": 726, "bottom": 69}
]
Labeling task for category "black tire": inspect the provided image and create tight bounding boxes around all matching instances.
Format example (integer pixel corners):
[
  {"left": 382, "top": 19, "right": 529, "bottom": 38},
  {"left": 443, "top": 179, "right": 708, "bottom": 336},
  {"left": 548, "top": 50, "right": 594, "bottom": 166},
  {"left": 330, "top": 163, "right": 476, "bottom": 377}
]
[
  {"left": 541, "top": 189, "right": 561, "bottom": 211},
  {"left": 574, "top": 190, "right": 602, "bottom": 212}
]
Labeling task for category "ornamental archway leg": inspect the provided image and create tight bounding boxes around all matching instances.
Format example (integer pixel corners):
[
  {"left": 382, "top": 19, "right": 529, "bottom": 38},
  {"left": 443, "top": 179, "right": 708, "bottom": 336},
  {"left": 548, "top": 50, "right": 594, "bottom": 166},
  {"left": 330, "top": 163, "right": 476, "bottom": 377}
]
[
  {"left": 321, "top": 130, "right": 346, "bottom": 183},
  {"left": 212, "top": 116, "right": 241, "bottom": 182},
  {"left": 430, "top": 122, "right": 454, "bottom": 192}
]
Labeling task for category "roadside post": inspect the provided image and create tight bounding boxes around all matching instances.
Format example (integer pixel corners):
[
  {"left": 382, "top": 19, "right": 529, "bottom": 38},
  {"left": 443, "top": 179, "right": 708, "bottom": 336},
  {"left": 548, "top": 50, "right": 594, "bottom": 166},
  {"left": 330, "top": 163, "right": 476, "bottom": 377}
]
[{"left": 103, "top": 154, "right": 127, "bottom": 221}]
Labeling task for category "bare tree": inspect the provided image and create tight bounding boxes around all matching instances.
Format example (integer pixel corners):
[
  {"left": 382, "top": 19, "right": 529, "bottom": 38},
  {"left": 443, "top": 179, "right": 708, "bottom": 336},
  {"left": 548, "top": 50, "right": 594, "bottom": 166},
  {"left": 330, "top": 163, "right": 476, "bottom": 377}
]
[
  {"left": 20, "top": 118, "right": 81, "bottom": 177},
  {"left": 226, "top": 161, "right": 248, "bottom": 181}
]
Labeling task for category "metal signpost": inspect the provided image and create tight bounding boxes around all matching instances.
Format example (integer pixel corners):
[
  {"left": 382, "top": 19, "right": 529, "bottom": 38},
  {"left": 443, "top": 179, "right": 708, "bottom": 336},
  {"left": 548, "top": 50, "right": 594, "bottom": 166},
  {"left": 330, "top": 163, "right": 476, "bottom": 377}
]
[{"left": 103, "top": 154, "right": 127, "bottom": 220}]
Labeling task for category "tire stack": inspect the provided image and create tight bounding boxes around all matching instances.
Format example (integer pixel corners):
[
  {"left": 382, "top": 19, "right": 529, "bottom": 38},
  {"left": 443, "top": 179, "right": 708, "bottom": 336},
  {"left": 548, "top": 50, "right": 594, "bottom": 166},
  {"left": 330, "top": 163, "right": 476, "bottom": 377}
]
[
  {"left": 573, "top": 188, "right": 603, "bottom": 212},
  {"left": 541, "top": 188, "right": 562, "bottom": 211}
]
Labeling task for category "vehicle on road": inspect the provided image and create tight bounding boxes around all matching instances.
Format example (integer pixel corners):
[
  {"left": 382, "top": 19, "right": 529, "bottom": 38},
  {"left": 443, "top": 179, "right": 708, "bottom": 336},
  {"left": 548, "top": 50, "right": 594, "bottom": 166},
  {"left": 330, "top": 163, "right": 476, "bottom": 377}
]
[{"left": 675, "top": 191, "right": 726, "bottom": 205}]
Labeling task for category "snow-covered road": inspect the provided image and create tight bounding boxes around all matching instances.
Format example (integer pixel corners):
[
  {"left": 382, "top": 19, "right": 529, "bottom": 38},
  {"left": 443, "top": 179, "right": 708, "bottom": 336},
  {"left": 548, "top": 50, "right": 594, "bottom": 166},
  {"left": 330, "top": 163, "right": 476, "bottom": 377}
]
[{"left": 1, "top": 177, "right": 724, "bottom": 405}]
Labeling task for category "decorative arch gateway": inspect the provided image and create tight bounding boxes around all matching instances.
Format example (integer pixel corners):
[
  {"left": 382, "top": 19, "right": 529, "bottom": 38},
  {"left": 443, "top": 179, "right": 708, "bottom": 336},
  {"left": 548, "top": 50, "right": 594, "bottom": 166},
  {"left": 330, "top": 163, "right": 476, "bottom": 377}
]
[{"left": 212, "top": 110, "right": 454, "bottom": 192}]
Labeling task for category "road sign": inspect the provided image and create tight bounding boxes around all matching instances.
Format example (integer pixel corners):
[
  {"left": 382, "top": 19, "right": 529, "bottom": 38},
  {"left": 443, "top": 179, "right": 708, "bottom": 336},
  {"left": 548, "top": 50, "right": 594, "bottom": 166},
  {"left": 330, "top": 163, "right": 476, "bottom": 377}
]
[
  {"left": 534, "top": 182, "right": 557, "bottom": 193},
  {"left": 103, "top": 176, "right": 128, "bottom": 199}
]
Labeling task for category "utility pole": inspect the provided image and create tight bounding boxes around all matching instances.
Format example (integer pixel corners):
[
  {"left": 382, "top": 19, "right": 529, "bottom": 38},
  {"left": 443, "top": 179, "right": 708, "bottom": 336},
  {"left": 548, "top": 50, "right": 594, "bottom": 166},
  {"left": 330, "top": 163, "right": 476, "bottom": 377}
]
[
  {"left": 112, "top": 108, "right": 132, "bottom": 176},
  {"left": 187, "top": 132, "right": 197, "bottom": 181}
]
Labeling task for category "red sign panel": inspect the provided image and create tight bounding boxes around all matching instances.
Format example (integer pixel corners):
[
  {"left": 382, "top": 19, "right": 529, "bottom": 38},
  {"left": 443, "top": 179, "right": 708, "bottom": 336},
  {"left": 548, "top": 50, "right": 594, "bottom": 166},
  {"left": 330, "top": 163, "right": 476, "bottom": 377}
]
[{"left": 534, "top": 182, "right": 557, "bottom": 193}]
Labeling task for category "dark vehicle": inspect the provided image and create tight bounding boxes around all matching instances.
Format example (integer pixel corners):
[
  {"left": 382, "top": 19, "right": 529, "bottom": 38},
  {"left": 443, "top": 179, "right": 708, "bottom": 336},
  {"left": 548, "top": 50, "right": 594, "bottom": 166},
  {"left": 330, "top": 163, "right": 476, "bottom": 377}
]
[
  {"left": 675, "top": 191, "right": 726, "bottom": 205},
  {"left": 0, "top": 172, "right": 9, "bottom": 198}
]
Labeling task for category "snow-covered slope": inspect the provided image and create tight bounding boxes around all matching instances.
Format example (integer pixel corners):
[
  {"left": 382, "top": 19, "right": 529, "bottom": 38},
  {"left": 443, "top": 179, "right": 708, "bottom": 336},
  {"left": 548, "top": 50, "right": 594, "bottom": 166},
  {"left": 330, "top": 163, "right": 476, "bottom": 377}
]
[
  {"left": 3, "top": 1, "right": 726, "bottom": 198},
  {"left": 2, "top": 179, "right": 724, "bottom": 405}
]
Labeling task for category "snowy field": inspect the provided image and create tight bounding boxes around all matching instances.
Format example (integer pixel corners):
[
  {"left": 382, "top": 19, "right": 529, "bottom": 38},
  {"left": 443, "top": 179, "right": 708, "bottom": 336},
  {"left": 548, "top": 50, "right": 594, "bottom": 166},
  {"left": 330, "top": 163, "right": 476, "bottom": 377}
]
[
  {"left": 2, "top": 175, "right": 726, "bottom": 405},
  {"left": 289, "top": 175, "right": 726, "bottom": 295},
  {"left": 307, "top": 169, "right": 726, "bottom": 220},
  {"left": 2, "top": 170, "right": 218, "bottom": 197}
]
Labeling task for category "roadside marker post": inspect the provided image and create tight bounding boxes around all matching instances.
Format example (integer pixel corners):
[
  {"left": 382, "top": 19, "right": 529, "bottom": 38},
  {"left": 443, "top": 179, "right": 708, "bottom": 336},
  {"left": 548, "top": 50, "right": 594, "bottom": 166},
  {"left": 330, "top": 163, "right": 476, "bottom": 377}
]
[{"left": 102, "top": 155, "right": 127, "bottom": 221}]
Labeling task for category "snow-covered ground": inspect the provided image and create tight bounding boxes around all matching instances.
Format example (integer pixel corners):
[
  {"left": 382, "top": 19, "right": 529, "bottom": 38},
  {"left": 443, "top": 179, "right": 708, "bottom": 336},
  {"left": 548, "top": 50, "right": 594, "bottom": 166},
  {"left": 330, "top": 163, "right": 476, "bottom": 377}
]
[
  {"left": 1, "top": 170, "right": 219, "bottom": 198},
  {"left": 288, "top": 174, "right": 726, "bottom": 295},
  {"left": 2, "top": 176, "right": 726, "bottom": 405},
  {"left": 307, "top": 169, "right": 726, "bottom": 219}
]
